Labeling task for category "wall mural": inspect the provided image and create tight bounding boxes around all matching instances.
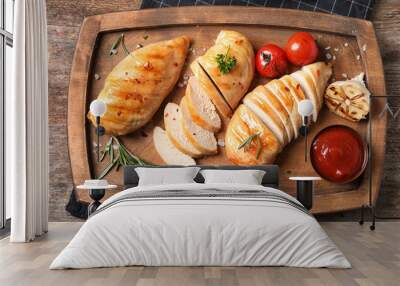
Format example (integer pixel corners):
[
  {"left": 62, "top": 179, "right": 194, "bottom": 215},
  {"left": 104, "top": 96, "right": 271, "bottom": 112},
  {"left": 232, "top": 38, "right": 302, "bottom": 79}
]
[{"left": 66, "top": 11, "right": 387, "bottom": 218}]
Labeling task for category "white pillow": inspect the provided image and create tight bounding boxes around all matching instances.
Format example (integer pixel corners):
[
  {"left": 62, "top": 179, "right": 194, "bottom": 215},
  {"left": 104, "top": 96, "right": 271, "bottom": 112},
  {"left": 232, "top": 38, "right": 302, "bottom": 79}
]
[
  {"left": 135, "top": 167, "right": 200, "bottom": 186},
  {"left": 200, "top": 169, "right": 266, "bottom": 185}
]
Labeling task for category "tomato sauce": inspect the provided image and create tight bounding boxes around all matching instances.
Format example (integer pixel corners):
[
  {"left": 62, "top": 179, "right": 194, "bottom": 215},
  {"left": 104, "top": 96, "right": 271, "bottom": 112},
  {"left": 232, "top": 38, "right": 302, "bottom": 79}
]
[{"left": 310, "top": 125, "right": 367, "bottom": 183}]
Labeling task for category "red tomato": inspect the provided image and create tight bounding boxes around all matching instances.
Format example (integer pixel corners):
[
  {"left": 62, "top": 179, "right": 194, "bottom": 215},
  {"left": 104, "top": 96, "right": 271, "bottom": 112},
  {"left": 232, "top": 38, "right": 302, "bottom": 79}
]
[
  {"left": 285, "top": 32, "right": 319, "bottom": 66},
  {"left": 255, "top": 44, "right": 288, "bottom": 78}
]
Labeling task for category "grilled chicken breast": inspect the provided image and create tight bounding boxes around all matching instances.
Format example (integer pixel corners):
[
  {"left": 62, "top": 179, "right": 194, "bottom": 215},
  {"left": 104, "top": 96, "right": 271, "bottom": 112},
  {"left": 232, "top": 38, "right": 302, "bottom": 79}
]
[
  {"left": 88, "top": 36, "right": 190, "bottom": 135},
  {"left": 226, "top": 62, "right": 332, "bottom": 165},
  {"left": 196, "top": 30, "right": 255, "bottom": 111}
]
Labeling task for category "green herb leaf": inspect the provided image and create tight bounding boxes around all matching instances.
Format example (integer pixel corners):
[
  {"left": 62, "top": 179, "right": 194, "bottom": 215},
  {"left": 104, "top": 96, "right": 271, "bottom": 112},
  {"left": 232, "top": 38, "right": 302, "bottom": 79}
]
[
  {"left": 121, "top": 34, "right": 131, "bottom": 56},
  {"left": 261, "top": 52, "right": 272, "bottom": 70},
  {"left": 238, "top": 132, "right": 263, "bottom": 159},
  {"left": 255, "top": 136, "right": 263, "bottom": 159},
  {"left": 109, "top": 34, "right": 123, "bottom": 56},
  {"left": 215, "top": 46, "right": 237, "bottom": 74},
  {"left": 238, "top": 132, "right": 260, "bottom": 150},
  {"left": 100, "top": 137, "right": 112, "bottom": 162},
  {"left": 99, "top": 150, "right": 107, "bottom": 162},
  {"left": 97, "top": 135, "right": 156, "bottom": 179},
  {"left": 97, "top": 158, "right": 118, "bottom": 179}
]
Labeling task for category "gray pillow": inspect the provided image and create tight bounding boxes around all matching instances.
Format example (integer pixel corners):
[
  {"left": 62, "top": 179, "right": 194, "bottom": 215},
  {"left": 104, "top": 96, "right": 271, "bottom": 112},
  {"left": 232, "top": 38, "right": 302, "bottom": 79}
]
[
  {"left": 200, "top": 169, "right": 266, "bottom": 185},
  {"left": 135, "top": 167, "right": 201, "bottom": 186}
]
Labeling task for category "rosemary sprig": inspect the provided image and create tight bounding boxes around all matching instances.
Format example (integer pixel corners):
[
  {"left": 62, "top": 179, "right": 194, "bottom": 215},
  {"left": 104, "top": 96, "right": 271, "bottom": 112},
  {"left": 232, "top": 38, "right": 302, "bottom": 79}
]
[
  {"left": 97, "top": 136, "right": 156, "bottom": 179},
  {"left": 100, "top": 137, "right": 113, "bottom": 162},
  {"left": 215, "top": 46, "right": 237, "bottom": 74},
  {"left": 121, "top": 34, "right": 131, "bottom": 56},
  {"left": 238, "top": 132, "right": 260, "bottom": 150},
  {"left": 255, "top": 135, "right": 262, "bottom": 160},
  {"left": 109, "top": 33, "right": 133, "bottom": 57},
  {"left": 109, "top": 34, "right": 123, "bottom": 56},
  {"left": 238, "top": 132, "right": 263, "bottom": 160},
  {"left": 98, "top": 158, "right": 118, "bottom": 180}
]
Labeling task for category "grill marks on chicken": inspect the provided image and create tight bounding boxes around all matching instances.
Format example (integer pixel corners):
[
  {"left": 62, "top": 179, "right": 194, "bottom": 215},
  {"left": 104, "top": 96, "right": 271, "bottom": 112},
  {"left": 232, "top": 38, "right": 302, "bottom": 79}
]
[{"left": 88, "top": 36, "right": 191, "bottom": 136}]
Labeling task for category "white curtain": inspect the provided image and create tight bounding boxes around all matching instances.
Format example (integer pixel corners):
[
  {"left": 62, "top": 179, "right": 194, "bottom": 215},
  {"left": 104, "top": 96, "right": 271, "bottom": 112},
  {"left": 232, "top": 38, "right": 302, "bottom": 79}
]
[{"left": 9, "top": 0, "right": 49, "bottom": 242}]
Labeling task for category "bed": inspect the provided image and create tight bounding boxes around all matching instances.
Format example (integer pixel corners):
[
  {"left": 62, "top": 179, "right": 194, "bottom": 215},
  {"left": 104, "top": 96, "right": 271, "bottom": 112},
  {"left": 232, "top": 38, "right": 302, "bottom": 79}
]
[{"left": 50, "top": 165, "right": 350, "bottom": 269}]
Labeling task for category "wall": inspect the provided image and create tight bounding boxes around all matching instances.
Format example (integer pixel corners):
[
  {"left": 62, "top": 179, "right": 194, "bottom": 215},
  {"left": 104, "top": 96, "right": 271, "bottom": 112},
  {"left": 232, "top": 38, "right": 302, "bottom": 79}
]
[{"left": 47, "top": 0, "right": 400, "bottom": 221}]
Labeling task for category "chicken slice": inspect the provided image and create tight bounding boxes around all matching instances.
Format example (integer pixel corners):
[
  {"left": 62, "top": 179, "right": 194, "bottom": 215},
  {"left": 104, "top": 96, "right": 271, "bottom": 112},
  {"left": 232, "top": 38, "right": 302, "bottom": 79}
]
[
  {"left": 190, "top": 61, "right": 232, "bottom": 118},
  {"left": 180, "top": 96, "right": 218, "bottom": 154},
  {"left": 185, "top": 77, "right": 221, "bottom": 133},
  {"left": 243, "top": 86, "right": 289, "bottom": 146},
  {"left": 302, "top": 62, "right": 333, "bottom": 109},
  {"left": 290, "top": 70, "right": 319, "bottom": 122},
  {"left": 153, "top": 127, "right": 196, "bottom": 166},
  {"left": 164, "top": 103, "right": 203, "bottom": 158}
]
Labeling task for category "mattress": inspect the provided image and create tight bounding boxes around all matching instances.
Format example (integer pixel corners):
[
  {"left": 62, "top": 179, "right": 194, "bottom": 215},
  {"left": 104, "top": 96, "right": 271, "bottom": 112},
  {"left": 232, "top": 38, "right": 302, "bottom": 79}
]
[{"left": 50, "top": 183, "right": 350, "bottom": 269}]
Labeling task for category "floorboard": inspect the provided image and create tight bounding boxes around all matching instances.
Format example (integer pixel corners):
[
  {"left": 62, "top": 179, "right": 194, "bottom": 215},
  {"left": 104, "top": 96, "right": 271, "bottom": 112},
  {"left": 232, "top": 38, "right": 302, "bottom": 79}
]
[{"left": 0, "top": 222, "right": 399, "bottom": 286}]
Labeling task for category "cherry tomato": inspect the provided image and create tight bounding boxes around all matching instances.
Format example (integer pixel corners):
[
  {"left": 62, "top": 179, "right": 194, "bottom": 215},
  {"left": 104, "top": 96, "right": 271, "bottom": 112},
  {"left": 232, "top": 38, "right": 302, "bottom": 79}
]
[
  {"left": 285, "top": 32, "right": 319, "bottom": 66},
  {"left": 255, "top": 44, "right": 288, "bottom": 78}
]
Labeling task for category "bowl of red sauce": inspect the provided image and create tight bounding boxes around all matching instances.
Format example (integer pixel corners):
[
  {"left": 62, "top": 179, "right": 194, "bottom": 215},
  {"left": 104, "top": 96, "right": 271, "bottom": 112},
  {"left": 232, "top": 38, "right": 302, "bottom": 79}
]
[{"left": 310, "top": 125, "right": 368, "bottom": 184}]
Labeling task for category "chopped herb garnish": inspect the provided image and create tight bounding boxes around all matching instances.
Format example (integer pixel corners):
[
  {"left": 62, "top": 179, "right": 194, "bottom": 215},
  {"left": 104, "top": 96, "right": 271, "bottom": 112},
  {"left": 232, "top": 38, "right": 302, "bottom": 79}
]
[
  {"left": 97, "top": 136, "right": 156, "bottom": 179},
  {"left": 143, "top": 35, "right": 149, "bottom": 40},
  {"left": 109, "top": 34, "right": 123, "bottom": 56},
  {"left": 215, "top": 46, "right": 237, "bottom": 74}
]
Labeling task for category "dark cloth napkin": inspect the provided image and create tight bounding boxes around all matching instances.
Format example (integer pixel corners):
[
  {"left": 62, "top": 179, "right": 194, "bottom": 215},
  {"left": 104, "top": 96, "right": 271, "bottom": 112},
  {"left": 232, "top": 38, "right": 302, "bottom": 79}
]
[{"left": 141, "top": 0, "right": 375, "bottom": 19}]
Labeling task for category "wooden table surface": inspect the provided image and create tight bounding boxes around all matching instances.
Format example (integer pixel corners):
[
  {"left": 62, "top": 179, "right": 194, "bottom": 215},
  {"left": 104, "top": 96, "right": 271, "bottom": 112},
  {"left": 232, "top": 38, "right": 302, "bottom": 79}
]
[{"left": 46, "top": 0, "right": 400, "bottom": 221}]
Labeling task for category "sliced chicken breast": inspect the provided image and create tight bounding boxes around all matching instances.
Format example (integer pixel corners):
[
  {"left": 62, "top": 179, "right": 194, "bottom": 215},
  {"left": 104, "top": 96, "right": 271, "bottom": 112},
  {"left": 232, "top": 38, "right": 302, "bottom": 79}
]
[
  {"left": 290, "top": 70, "right": 319, "bottom": 122},
  {"left": 302, "top": 62, "right": 332, "bottom": 109},
  {"left": 280, "top": 75, "right": 306, "bottom": 103},
  {"left": 225, "top": 105, "right": 282, "bottom": 165},
  {"left": 264, "top": 81, "right": 296, "bottom": 140},
  {"left": 186, "top": 77, "right": 221, "bottom": 133},
  {"left": 180, "top": 96, "right": 218, "bottom": 154},
  {"left": 266, "top": 80, "right": 302, "bottom": 138},
  {"left": 190, "top": 61, "right": 232, "bottom": 118},
  {"left": 153, "top": 127, "right": 196, "bottom": 166},
  {"left": 254, "top": 84, "right": 294, "bottom": 142},
  {"left": 197, "top": 30, "right": 255, "bottom": 110},
  {"left": 243, "top": 86, "right": 289, "bottom": 146},
  {"left": 164, "top": 103, "right": 203, "bottom": 158}
]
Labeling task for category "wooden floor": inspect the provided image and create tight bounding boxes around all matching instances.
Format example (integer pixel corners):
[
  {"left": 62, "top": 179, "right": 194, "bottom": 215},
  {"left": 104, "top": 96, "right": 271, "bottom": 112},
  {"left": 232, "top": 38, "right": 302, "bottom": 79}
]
[{"left": 0, "top": 222, "right": 399, "bottom": 286}]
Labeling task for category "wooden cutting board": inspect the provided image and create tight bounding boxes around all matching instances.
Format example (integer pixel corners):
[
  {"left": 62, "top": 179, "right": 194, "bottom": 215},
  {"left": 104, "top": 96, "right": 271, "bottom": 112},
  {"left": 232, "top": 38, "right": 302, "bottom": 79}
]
[{"left": 68, "top": 7, "right": 386, "bottom": 214}]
